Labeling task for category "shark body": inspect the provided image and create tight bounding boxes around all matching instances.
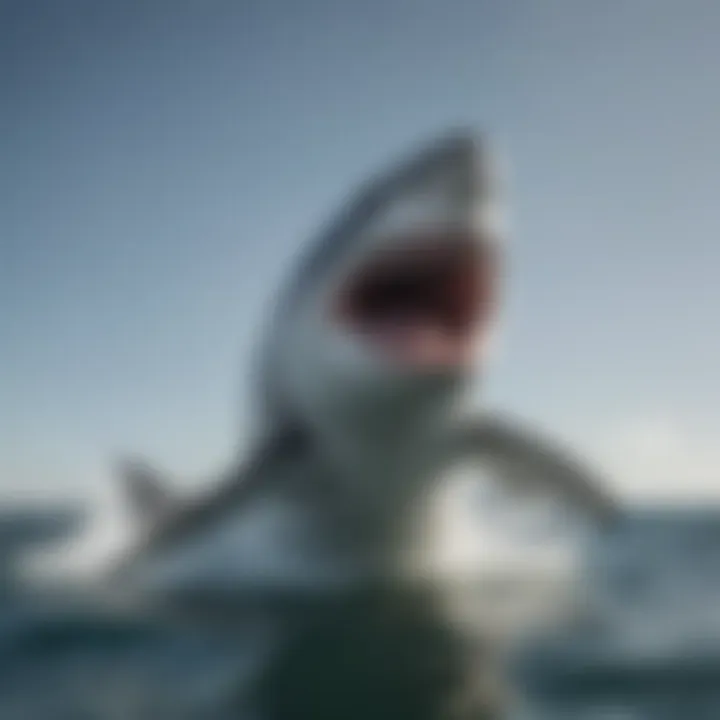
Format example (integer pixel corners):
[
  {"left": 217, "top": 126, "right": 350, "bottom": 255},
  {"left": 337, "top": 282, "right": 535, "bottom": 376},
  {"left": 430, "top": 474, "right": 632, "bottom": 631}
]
[{"left": 107, "top": 131, "right": 617, "bottom": 719}]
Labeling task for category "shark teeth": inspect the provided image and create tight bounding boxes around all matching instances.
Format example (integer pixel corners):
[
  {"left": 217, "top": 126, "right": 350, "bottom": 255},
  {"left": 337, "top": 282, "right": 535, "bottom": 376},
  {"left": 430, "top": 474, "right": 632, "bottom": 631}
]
[{"left": 337, "top": 232, "right": 495, "bottom": 369}]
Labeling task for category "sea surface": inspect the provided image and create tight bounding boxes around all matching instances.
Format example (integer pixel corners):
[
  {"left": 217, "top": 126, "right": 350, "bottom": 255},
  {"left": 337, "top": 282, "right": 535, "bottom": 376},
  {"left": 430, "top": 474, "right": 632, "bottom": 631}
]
[
  {"left": 1, "top": 506, "right": 719, "bottom": 719},
  {"left": 512, "top": 507, "right": 720, "bottom": 719}
]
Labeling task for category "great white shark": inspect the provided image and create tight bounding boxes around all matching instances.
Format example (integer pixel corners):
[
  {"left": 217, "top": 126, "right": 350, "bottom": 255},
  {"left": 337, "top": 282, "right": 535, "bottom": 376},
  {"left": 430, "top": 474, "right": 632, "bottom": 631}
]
[{"left": 105, "top": 130, "right": 617, "bottom": 719}]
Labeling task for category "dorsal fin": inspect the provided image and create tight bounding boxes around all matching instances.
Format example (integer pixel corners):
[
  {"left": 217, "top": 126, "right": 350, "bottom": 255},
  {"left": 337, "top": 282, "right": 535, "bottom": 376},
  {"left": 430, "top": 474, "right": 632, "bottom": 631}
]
[
  {"left": 108, "top": 423, "right": 314, "bottom": 581},
  {"left": 115, "top": 457, "right": 178, "bottom": 528}
]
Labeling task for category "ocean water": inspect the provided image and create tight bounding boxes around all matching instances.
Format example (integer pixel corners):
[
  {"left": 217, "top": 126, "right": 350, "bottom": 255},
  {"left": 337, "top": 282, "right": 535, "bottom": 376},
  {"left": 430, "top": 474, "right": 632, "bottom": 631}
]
[
  {"left": 511, "top": 507, "right": 720, "bottom": 720},
  {"left": 0, "top": 597, "right": 260, "bottom": 719},
  {"left": 0, "top": 506, "right": 719, "bottom": 719}
]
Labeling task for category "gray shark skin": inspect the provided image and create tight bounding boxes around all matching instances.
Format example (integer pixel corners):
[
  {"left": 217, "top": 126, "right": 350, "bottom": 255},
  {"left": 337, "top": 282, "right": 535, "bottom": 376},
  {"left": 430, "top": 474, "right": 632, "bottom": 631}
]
[
  {"left": 115, "top": 457, "right": 181, "bottom": 531},
  {"left": 113, "top": 130, "right": 501, "bottom": 592},
  {"left": 102, "top": 130, "right": 617, "bottom": 720},
  {"left": 450, "top": 412, "right": 618, "bottom": 527},
  {"left": 114, "top": 412, "right": 617, "bottom": 565},
  {"left": 254, "top": 131, "right": 500, "bottom": 439}
]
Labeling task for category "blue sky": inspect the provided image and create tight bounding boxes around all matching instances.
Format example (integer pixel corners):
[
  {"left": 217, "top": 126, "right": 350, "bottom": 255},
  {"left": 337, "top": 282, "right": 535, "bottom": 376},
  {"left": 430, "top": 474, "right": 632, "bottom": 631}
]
[{"left": 2, "top": 0, "right": 719, "bottom": 524}]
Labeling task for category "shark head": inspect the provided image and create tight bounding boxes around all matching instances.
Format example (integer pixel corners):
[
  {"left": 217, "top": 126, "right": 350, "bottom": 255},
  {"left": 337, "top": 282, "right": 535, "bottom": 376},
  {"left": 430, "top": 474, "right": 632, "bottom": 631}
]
[{"left": 258, "top": 131, "right": 506, "bottom": 458}]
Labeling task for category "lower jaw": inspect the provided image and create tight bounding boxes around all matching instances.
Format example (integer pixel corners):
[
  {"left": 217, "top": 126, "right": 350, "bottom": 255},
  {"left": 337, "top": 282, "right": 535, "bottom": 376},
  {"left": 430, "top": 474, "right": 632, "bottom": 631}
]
[
  {"left": 367, "top": 336, "right": 478, "bottom": 374},
  {"left": 319, "top": 359, "right": 468, "bottom": 445}
]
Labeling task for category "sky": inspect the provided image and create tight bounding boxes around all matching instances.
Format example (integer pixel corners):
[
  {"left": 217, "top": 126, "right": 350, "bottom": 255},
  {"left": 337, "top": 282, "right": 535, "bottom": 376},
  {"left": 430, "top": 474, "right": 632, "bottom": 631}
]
[{"left": 2, "top": 0, "right": 720, "bottom": 564}]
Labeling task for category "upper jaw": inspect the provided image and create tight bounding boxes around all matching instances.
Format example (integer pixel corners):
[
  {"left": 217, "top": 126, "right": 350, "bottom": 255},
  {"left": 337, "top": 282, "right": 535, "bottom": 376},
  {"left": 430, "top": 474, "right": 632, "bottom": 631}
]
[
  {"left": 345, "top": 131, "right": 501, "bottom": 261},
  {"left": 326, "top": 132, "right": 501, "bottom": 372}
]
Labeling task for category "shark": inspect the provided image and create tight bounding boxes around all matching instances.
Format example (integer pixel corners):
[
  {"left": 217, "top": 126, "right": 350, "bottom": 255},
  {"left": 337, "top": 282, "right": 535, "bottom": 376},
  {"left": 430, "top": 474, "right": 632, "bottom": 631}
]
[{"left": 105, "top": 130, "right": 617, "bottom": 719}]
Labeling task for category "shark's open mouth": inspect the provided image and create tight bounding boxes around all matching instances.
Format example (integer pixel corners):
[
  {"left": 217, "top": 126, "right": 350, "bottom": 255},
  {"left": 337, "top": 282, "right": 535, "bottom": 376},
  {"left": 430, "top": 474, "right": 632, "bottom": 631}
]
[{"left": 336, "top": 231, "right": 496, "bottom": 368}]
